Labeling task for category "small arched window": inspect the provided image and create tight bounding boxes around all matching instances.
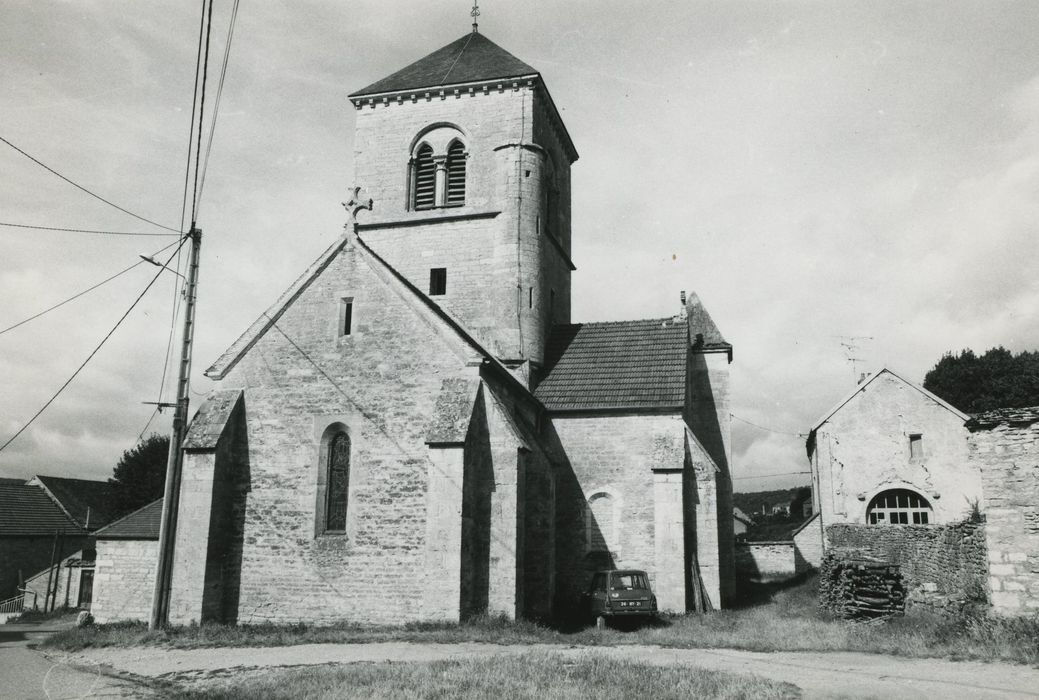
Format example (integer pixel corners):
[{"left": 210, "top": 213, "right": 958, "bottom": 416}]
[
  {"left": 867, "top": 489, "right": 931, "bottom": 525},
  {"left": 587, "top": 491, "right": 618, "bottom": 552},
  {"left": 445, "top": 140, "right": 466, "bottom": 206},
  {"left": 413, "top": 144, "right": 436, "bottom": 210},
  {"left": 325, "top": 431, "right": 351, "bottom": 531}
]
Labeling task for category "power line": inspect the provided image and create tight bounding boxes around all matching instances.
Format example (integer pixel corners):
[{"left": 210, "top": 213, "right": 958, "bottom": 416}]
[
  {"left": 731, "top": 413, "right": 804, "bottom": 438},
  {"left": 0, "top": 237, "right": 189, "bottom": 455},
  {"left": 0, "top": 221, "right": 179, "bottom": 237},
  {"left": 0, "top": 135, "right": 181, "bottom": 233},
  {"left": 179, "top": 0, "right": 209, "bottom": 234},
  {"left": 0, "top": 239, "right": 181, "bottom": 336},
  {"left": 191, "top": 0, "right": 216, "bottom": 225},
  {"left": 195, "top": 0, "right": 241, "bottom": 218}
]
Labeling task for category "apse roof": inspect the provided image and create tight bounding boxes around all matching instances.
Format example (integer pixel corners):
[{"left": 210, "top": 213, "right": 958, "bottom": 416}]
[{"left": 350, "top": 32, "right": 538, "bottom": 97}]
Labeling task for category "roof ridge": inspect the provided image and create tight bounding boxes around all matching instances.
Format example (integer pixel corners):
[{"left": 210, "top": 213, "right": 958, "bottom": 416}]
[{"left": 441, "top": 31, "right": 477, "bottom": 85}]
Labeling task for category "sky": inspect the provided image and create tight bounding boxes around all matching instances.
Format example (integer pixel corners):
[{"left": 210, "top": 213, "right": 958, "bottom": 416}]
[{"left": 1, "top": 1, "right": 1038, "bottom": 492}]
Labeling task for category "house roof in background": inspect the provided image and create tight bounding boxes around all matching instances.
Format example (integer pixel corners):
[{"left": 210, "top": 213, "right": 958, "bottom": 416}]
[
  {"left": 535, "top": 319, "right": 687, "bottom": 411},
  {"left": 0, "top": 483, "right": 83, "bottom": 536},
  {"left": 94, "top": 498, "right": 163, "bottom": 540},
  {"left": 30, "top": 475, "right": 118, "bottom": 530},
  {"left": 350, "top": 32, "right": 538, "bottom": 98},
  {"left": 967, "top": 407, "right": 1039, "bottom": 430}
]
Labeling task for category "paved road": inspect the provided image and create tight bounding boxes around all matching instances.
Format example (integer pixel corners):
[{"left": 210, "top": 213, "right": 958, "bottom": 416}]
[
  {"left": 77, "top": 641, "right": 1039, "bottom": 699},
  {"left": 0, "top": 622, "right": 145, "bottom": 700}
]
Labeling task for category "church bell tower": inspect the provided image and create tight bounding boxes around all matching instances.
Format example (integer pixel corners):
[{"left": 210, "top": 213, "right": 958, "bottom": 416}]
[{"left": 348, "top": 30, "right": 578, "bottom": 372}]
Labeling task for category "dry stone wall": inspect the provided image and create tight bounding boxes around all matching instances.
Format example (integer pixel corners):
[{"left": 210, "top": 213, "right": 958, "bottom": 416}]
[
  {"left": 824, "top": 521, "right": 988, "bottom": 616},
  {"left": 968, "top": 415, "right": 1039, "bottom": 615}
]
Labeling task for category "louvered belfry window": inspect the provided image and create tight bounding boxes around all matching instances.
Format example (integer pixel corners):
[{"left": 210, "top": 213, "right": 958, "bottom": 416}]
[
  {"left": 445, "top": 140, "right": 466, "bottom": 206},
  {"left": 413, "top": 144, "right": 436, "bottom": 210},
  {"left": 325, "top": 432, "right": 350, "bottom": 531}
]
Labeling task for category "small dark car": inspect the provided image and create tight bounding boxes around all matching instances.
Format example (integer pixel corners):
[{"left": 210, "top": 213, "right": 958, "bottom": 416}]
[{"left": 582, "top": 569, "right": 658, "bottom": 628}]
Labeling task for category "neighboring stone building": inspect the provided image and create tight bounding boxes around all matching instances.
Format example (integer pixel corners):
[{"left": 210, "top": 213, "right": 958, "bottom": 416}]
[
  {"left": 807, "top": 368, "right": 981, "bottom": 537},
  {"left": 91, "top": 499, "right": 162, "bottom": 623},
  {"left": 161, "top": 30, "right": 735, "bottom": 625},
  {"left": 967, "top": 408, "right": 1039, "bottom": 615},
  {"left": 0, "top": 475, "right": 116, "bottom": 603}
]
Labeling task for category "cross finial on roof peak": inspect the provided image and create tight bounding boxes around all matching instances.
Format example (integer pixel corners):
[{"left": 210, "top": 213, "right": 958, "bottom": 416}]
[{"left": 471, "top": 1, "right": 480, "bottom": 33}]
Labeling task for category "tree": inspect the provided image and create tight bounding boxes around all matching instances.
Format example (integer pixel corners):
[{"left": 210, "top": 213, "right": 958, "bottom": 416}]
[
  {"left": 109, "top": 433, "right": 169, "bottom": 517},
  {"left": 923, "top": 347, "right": 1039, "bottom": 414}
]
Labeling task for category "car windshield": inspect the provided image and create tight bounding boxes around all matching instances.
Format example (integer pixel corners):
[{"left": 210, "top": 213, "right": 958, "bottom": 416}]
[{"left": 610, "top": 572, "right": 648, "bottom": 590}]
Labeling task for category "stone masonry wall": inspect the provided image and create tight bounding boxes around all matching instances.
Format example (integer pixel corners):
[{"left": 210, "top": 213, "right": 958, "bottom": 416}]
[
  {"left": 200, "top": 241, "right": 478, "bottom": 625},
  {"left": 91, "top": 539, "right": 158, "bottom": 623},
  {"left": 825, "top": 521, "right": 988, "bottom": 616},
  {"left": 551, "top": 413, "right": 693, "bottom": 612},
  {"left": 22, "top": 549, "right": 89, "bottom": 610},
  {"left": 969, "top": 419, "right": 1039, "bottom": 615},
  {"left": 354, "top": 85, "right": 572, "bottom": 364},
  {"left": 813, "top": 372, "right": 979, "bottom": 527},
  {"left": 735, "top": 542, "right": 796, "bottom": 579}
]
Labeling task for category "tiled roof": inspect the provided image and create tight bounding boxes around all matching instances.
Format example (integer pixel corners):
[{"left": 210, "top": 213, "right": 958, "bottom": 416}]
[
  {"left": 535, "top": 319, "right": 687, "bottom": 411},
  {"left": 33, "top": 475, "right": 118, "bottom": 530},
  {"left": 967, "top": 407, "right": 1039, "bottom": 430},
  {"left": 94, "top": 498, "right": 163, "bottom": 540},
  {"left": 0, "top": 483, "right": 83, "bottom": 536},
  {"left": 350, "top": 33, "right": 538, "bottom": 98}
]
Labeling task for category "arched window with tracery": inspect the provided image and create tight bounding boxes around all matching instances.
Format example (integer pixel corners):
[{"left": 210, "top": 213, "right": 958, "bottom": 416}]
[
  {"left": 325, "top": 431, "right": 351, "bottom": 532},
  {"left": 867, "top": 488, "right": 931, "bottom": 525},
  {"left": 445, "top": 139, "right": 466, "bottom": 206},
  {"left": 412, "top": 144, "right": 436, "bottom": 210}
]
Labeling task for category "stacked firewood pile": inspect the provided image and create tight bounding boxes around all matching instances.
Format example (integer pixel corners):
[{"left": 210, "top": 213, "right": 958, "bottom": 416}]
[{"left": 819, "top": 555, "right": 906, "bottom": 619}]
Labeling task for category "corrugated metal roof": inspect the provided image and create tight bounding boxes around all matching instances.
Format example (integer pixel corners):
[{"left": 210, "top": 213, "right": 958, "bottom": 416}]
[
  {"left": 94, "top": 498, "right": 163, "bottom": 540},
  {"left": 535, "top": 319, "right": 687, "bottom": 411},
  {"left": 0, "top": 483, "right": 83, "bottom": 536},
  {"left": 350, "top": 33, "right": 538, "bottom": 98}
]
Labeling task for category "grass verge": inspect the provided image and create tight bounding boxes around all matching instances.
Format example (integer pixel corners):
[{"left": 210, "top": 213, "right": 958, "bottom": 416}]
[
  {"left": 42, "top": 574, "right": 1039, "bottom": 665},
  {"left": 173, "top": 651, "right": 798, "bottom": 700}
]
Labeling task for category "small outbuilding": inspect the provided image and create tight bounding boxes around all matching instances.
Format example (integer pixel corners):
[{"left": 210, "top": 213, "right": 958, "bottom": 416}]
[{"left": 91, "top": 498, "right": 162, "bottom": 623}]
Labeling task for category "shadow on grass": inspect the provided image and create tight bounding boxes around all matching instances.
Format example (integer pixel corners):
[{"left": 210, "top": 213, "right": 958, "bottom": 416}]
[{"left": 730, "top": 571, "right": 817, "bottom": 611}]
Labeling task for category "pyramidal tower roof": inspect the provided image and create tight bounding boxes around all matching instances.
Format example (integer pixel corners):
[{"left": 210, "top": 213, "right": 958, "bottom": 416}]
[{"left": 350, "top": 32, "right": 539, "bottom": 98}]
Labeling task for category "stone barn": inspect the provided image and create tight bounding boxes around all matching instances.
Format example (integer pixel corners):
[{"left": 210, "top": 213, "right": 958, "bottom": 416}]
[
  {"left": 807, "top": 367, "right": 982, "bottom": 535},
  {"left": 161, "top": 29, "right": 735, "bottom": 626}
]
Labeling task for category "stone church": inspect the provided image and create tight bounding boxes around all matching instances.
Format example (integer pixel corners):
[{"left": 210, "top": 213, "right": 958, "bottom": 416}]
[{"left": 166, "top": 30, "right": 734, "bottom": 625}]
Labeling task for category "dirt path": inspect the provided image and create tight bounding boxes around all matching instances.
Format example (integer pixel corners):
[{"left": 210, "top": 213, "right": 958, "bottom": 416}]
[{"left": 74, "top": 642, "right": 1039, "bottom": 699}]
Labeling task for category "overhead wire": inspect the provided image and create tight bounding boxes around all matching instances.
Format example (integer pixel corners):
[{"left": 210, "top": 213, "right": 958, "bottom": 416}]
[
  {"left": 190, "top": 0, "right": 215, "bottom": 226},
  {"left": 195, "top": 0, "right": 241, "bottom": 217},
  {"left": 0, "top": 236, "right": 190, "bottom": 455},
  {"left": 731, "top": 413, "right": 805, "bottom": 438},
  {"left": 179, "top": 0, "right": 209, "bottom": 234},
  {"left": 0, "top": 135, "right": 181, "bottom": 233},
  {"left": 0, "top": 221, "right": 178, "bottom": 237},
  {"left": 0, "top": 239, "right": 182, "bottom": 336}
]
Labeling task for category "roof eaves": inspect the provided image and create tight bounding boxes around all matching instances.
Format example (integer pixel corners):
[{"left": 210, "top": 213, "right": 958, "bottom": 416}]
[{"left": 808, "top": 367, "right": 969, "bottom": 437}]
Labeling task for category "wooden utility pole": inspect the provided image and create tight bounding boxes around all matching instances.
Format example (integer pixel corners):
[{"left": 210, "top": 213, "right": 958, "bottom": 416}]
[{"left": 150, "top": 227, "right": 202, "bottom": 629}]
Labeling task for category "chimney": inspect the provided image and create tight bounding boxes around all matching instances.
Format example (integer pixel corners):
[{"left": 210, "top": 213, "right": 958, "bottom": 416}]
[{"left": 679, "top": 290, "right": 688, "bottom": 320}]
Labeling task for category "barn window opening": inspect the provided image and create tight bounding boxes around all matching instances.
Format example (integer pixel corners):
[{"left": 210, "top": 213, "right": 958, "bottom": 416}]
[
  {"left": 325, "top": 431, "right": 351, "bottom": 532},
  {"left": 412, "top": 144, "right": 436, "bottom": 210},
  {"left": 339, "top": 297, "right": 354, "bottom": 336},
  {"left": 909, "top": 434, "right": 924, "bottom": 460},
  {"left": 445, "top": 140, "right": 466, "bottom": 206},
  {"left": 429, "top": 268, "right": 447, "bottom": 296},
  {"left": 867, "top": 489, "right": 931, "bottom": 525}
]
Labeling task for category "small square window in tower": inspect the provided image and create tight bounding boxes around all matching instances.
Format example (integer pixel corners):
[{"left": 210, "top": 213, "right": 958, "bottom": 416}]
[{"left": 429, "top": 268, "right": 447, "bottom": 296}]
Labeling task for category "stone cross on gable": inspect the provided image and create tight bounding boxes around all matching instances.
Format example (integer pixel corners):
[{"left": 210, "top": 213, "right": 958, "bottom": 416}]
[{"left": 342, "top": 186, "right": 373, "bottom": 234}]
